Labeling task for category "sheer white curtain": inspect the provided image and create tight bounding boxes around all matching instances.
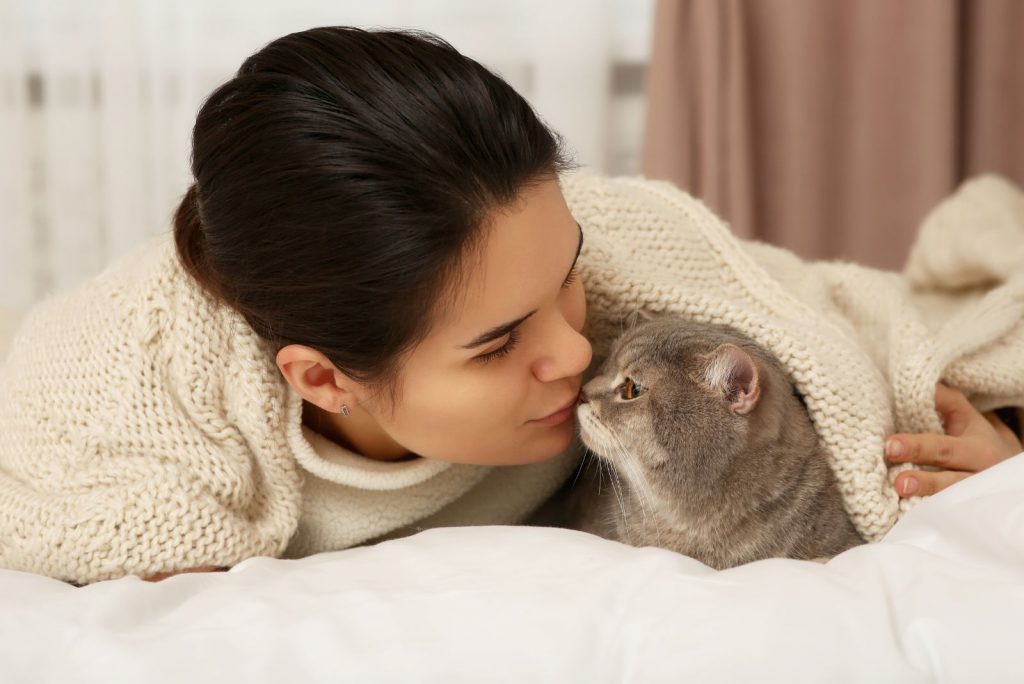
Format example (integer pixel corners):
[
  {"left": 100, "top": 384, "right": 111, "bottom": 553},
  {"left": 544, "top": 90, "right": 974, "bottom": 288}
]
[{"left": 0, "top": 0, "right": 654, "bottom": 312}]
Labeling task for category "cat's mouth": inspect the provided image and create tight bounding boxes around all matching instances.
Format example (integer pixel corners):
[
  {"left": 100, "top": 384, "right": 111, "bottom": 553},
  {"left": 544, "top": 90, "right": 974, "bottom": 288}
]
[{"left": 575, "top": 404, "right": 614, "bottom": 456}]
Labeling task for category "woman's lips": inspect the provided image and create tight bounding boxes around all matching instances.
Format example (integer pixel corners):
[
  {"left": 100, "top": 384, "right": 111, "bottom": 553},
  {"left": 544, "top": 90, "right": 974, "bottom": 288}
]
[{"left": 532, "top": 391, "right": 581, "bottom": 425}]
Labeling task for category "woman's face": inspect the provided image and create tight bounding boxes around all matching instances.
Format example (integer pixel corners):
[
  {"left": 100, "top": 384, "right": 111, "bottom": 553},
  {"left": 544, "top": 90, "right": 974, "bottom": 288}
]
[{"left": 351, "top": 178, "right": 592, "bottom": 465}]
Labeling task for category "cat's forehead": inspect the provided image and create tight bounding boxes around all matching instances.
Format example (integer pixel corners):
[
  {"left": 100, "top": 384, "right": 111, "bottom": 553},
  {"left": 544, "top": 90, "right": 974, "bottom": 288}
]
[{"left": 612, "top": 318, "right": 722, "bottom": 362}]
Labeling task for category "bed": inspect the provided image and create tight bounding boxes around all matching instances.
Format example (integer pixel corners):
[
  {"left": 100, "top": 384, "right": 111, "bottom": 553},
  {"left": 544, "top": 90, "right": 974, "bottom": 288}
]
[{"left": 2, "top": 450, "right": 1022, "bottom": 682}]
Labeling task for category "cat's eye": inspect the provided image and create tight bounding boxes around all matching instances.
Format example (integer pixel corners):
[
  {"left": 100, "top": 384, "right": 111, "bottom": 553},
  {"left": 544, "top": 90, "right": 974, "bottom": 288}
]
[{"left": 618, "top": 378, "right": 645, "bottom": 400}]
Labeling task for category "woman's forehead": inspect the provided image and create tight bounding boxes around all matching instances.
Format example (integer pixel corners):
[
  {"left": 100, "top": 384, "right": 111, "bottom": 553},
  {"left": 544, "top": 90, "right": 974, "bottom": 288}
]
[{"left": 432, "top": 180, "right": 579, "bottom": 345}]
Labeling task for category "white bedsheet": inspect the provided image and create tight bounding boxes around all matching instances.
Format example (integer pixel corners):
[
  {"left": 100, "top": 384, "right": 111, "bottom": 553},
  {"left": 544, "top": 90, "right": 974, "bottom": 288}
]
[{"left": 3, "top": 453, "right": 1024, "bottom": 683}]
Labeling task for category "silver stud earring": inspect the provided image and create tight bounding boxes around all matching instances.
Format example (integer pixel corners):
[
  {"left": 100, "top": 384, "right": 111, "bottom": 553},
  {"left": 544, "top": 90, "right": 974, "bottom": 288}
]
[{"left": 340, "top": 404, "right": 351, "bottom": 417}]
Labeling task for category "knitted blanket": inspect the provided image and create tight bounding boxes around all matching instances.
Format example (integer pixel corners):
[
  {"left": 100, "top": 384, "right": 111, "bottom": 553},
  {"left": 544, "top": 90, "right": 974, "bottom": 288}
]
[{"left": 563, "top": 171, "right": 1024, "bottom": 541}]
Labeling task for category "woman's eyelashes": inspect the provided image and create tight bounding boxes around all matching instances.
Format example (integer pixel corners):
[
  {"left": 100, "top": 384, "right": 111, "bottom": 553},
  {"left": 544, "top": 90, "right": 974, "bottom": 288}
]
[
  {"left": 476, "top": 329, "right": 520, "bottom": 364},
  {"left": 475, "top": 266, "right": 580, "bottom": 365}
]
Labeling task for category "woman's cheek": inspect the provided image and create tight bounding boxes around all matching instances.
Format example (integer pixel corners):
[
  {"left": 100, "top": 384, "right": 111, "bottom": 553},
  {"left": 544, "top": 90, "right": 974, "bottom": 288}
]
[
  {"left": 457, "top": 368, "right": 523, "bottom": 425},
  {"left": 567, "top": 283, "right": 587, "bottom": 330}
]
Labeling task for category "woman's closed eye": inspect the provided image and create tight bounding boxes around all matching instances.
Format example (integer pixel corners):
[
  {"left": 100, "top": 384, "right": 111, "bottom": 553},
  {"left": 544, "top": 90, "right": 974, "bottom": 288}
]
[{"left": 476, "top": 329, "right": 521, "bottom": 364}]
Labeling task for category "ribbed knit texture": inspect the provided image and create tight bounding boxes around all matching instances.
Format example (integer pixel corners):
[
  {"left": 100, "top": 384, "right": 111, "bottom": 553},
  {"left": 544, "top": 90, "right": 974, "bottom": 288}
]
[{"left": 2, "top": 171, "right": 1022, "bottom": 584}]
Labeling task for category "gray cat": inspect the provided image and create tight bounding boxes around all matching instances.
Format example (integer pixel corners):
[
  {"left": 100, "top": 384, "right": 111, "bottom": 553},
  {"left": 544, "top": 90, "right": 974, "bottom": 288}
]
[{"left": 556, "top": 315, "right": 864, "bottom": 569}]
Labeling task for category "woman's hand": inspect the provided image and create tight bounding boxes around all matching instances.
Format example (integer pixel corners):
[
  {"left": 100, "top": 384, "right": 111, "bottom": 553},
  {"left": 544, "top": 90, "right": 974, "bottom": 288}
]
[
  {"left": 142, "top": 566, "right": 228, "bottom": 582},
  {"left": 884, "top": 383, "right": 1022, "bottom": 497}
]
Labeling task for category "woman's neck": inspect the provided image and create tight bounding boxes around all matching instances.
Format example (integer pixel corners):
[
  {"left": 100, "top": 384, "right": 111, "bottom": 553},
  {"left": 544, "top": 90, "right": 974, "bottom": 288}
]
[{"left": 301, "top": 400, "right": 418, "bottom": 462}]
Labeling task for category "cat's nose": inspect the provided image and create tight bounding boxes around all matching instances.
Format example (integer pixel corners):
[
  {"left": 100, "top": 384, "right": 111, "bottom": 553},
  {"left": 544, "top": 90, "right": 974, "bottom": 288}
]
[{"left": 577, "top": 390, "right": 589, "bottom": 405}]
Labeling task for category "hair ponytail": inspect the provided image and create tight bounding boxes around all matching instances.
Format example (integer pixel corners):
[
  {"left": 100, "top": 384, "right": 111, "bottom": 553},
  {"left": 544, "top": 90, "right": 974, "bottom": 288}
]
[{"left": 172, "top": 183, "right": 226, "bottom": 302}]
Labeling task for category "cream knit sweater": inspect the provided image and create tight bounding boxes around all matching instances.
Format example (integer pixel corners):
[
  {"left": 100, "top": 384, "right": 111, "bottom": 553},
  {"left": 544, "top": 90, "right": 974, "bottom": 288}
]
[{"left": 2, "top": 171, "right": 1023, "bottom": 584}]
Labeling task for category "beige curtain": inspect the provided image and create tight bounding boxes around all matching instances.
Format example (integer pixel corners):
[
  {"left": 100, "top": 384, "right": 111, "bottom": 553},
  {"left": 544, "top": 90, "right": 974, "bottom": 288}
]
[{"left": 642, "top": 0, "right": 1024, "bottom": 270}]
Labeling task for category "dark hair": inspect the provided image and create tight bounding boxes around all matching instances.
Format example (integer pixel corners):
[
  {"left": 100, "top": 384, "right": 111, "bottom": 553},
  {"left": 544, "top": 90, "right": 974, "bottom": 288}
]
[{"left": 173, "top": 26, "right": 574, "bottom": 404}]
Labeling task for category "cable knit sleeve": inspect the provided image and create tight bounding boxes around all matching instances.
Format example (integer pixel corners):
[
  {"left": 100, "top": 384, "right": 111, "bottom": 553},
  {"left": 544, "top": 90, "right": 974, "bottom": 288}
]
[{"left": 0, "top": 235, "right": 302, "bottom": 584}]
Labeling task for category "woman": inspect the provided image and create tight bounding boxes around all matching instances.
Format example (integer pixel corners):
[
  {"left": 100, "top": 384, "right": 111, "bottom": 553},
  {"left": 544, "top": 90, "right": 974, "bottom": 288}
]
[{"left": 0, "top": 26, "right": 1018, "bottom": 585}]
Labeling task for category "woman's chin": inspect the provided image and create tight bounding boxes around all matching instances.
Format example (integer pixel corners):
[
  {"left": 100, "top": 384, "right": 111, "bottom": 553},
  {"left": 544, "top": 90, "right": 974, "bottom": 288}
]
[
  {"left": 518, "top": 416, "right": 577, "bottom": 463},
  {"left": 439, "top": 417, "right": 579, "bottom": 466}
]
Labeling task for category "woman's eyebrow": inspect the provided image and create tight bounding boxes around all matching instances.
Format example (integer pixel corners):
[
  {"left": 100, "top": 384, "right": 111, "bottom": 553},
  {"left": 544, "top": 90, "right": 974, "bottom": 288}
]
[{"left": 459, "top": 222, "right": 584, "bottom": 350}]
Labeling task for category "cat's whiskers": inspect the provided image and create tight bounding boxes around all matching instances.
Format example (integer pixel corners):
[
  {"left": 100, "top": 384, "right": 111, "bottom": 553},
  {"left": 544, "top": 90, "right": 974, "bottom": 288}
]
[
  {"left": 603, "top": 422, "right": 675, "bottom": 549},
  {"left": 610, "top": 451, "right": 643, "bottom": 543},
  {"left": 582, "top": 413, "right": 632, "bottom": 527},
  {"left": 570, "top": 447, "right": 596, "bottom": 490},
  {"left": 603, "top": 426, "right": 665, "bottom": 545},
  {"left": 608, "top": 444, "right": 646, "bottom": 520},
  {"left": 615, "top": 446, "right": 671, "bottom": 548},
  {"left": 597, "top": 462, "right": 620, "bottom": 534},
  {"left": 604, "top": 459, "right": 631, "bottom": 539},
  {"left": 583, "top": 408, "right": 660, "bottom": 542},
  {"left": 627, "top": 458, "right": 656, "bottom": 521}
]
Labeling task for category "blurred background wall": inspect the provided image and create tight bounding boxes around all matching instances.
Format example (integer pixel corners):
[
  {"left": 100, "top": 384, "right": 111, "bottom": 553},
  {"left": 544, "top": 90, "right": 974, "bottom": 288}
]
[
  {"left": 2, "top": 0, "right": 1023, "bottom": 317},
  {"left": 0, "top": 0, "right": 655, "bottom": 312},
  {"left": 644, "top": 0, "right": 1024, "bottom": 271}
]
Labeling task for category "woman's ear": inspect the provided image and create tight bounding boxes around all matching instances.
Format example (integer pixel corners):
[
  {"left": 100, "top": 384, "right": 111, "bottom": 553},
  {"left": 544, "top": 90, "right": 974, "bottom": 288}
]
[
  {"left": 695, "top": 343, "right": 761, "bottom": 416},
  {"left": 276, "top": 343, "right": 363, "bottom": 413}
]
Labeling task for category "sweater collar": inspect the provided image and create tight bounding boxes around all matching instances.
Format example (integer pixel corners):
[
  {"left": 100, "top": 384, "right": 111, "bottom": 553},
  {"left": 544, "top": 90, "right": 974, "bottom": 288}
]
[{"left": 282, "top": 384, "right": 453, "bottom": 490}]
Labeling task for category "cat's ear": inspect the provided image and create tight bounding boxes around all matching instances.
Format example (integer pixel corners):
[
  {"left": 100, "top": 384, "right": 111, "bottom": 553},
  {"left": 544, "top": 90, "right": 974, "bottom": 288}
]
[{"left": 696, "top": 343, "right": 761, "bottom": 416}]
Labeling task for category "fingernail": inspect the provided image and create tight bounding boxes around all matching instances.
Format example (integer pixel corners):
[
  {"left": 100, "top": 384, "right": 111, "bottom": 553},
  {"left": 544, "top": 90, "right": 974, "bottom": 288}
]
[
  {"left": 901, "top": 477, "right": 919, "bottom": 495},
  {"left": 885, "top": 439, "right": 905, "bottom": 459}
]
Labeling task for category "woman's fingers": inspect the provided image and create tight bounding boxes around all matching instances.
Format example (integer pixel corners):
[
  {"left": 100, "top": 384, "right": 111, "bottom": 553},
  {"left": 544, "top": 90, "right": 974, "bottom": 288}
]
[
  {"left": 884, "top": 432, "right": 1004, "bottom": 471},
  {"left": 893, "top": 469, "right": 972, "bottom": 498},
  {"left": 932, "top": 382, "right": 972, "bottom": 437},
  {"left": 884, "top": 384, "right": 1021, "bottom": 500}
]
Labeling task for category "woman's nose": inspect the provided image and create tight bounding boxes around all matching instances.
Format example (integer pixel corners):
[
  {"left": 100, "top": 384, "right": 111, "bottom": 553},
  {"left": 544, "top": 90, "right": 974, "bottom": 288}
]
[{"left": 534, "top": 327, "right": 592, "bottom": 383}]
